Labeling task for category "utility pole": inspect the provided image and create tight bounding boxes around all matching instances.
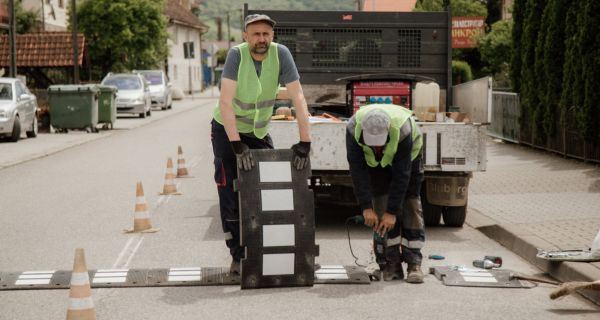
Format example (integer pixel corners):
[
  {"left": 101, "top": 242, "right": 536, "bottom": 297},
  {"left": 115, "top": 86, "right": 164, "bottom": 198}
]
[
  {"left": 8, "top": 0, "right": 17, "bottom": 77},
  {"left": 71, "top": 0, "right": 79, "bottom": 84},
  {"left": 226, "top": 12, "right": 231, "bottom": 50},
  {"left": 40, "top": 0, "right": 45, "bottom": 31}
]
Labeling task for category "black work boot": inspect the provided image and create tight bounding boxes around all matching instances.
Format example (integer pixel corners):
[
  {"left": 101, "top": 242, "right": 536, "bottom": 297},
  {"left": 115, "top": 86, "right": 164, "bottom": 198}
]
[
  {"left": 229, "top": 259, "right": 240, "bottom": 275},
  {"left": 406, "top": 264, "right": 424, "bottom": 283},
  {"left": 383, "top": 262, "right": 404, "bottom": 281}
]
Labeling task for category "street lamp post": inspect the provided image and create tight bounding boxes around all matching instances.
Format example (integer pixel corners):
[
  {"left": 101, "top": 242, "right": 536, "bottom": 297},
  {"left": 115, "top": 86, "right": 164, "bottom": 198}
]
[
  {"left": 71, "top": 0, "right": 79, "bottom": 84},
  {"left": 8, "top": 0, "right": 17, "bottom": 77}
]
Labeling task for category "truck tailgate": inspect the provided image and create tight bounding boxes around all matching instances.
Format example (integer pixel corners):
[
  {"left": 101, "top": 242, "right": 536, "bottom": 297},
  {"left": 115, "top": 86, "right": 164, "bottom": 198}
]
[{"left": 268, "top": 120, "right": 487, "bottom": 172}]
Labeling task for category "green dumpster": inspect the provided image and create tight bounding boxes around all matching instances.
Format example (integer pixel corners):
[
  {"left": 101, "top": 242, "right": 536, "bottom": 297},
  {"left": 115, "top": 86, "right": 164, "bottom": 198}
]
[
  {"left": 97, "top": 85, "right": 117, "bottom": 129},
  {"left": 48, "top": 84, "right": 99, "bottom": 133}
]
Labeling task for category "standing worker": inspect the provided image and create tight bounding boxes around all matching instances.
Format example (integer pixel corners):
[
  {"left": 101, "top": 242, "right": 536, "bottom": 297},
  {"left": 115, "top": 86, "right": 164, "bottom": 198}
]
[
  {"left": 346, "top": 104, "right": 425, "bottom": 283},
  {"left": 211, "top": 14, "right": 311, "bottom": 274}
]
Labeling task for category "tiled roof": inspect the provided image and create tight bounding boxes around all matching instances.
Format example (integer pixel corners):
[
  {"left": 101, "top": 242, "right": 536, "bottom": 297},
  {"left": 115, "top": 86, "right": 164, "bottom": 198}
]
[
  {"left": 0, "top": 32, "right": 85, "bottom": 67},
  {"left": 362, "top": 0, "right": 417, "bottom": 12},
  {"left": 165, "top": 0, "right": 206, "bottom": 30}
]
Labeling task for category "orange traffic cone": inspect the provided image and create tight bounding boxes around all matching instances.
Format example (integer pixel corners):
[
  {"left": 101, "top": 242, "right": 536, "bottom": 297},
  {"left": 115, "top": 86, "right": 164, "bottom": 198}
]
[
  {"left": 176, "top": 146, "right": 191, "bottom": 178},
  {"left": 66, "top": 248, "right": 96, "bottom": 320},
  {"left": 124, "top": 182, "right": 159, "bottom": 233},
  {"left": 159, "top": 158, "right": 181, "bottom": 195}
]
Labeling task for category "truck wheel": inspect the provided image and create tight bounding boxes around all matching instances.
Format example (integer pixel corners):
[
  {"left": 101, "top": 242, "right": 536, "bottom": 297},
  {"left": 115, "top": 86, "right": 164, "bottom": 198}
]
[
  {"left": 421, "top": 184, "right": 442, "bottom": 226},
  {"left": 442, "top": 205, "right": 467, "bottom": 227}
]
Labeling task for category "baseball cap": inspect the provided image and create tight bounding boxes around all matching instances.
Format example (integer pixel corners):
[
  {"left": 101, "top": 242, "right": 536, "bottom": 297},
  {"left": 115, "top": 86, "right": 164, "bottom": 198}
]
[
  {"left": 244, "top": 14, "right": 276, "bottom": 30},
  {"left": 362, "top": 110, "right": 391, "bottom": 146}
]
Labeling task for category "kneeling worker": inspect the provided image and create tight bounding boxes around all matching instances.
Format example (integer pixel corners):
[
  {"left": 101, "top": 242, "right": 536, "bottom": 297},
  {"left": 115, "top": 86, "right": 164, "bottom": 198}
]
[{"left": 346, "top": 104, "right": 425, "bottom": 283}]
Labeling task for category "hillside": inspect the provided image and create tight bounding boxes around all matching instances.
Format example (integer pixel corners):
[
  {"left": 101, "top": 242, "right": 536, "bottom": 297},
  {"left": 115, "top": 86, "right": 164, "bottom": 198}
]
[{"left": 198, "top": 0, "right": 357, "bottom": 40}]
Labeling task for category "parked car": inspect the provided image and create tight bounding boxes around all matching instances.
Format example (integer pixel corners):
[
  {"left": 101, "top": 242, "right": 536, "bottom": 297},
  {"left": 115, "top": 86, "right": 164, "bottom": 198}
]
[
  {"left": 101, "top": 73, "right": 151, "bottom": 118},
  {"left": 136, "top": 70, "right": 172, "bottom": 110},
  {"left": 0, "top": 77, "right": 38, "bottom": 142}
]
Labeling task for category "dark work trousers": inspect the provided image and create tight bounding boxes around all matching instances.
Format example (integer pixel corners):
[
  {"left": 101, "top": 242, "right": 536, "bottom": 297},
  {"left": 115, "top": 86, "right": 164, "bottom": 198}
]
[
  {"left": 210, "top": 119, "right": 273, "bottom": 261},
  {"left": 370, "top": 155, "right": 425, "bottom": 265}
]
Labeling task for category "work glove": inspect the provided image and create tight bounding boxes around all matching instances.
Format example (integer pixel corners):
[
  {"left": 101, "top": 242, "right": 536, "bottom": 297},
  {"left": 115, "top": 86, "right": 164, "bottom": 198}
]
[
  {"left": 230, "top": 141, "right": 255, "bottom": 171},
  {"left": 291, "top": 141, "right": 311, "bottom": 170}
]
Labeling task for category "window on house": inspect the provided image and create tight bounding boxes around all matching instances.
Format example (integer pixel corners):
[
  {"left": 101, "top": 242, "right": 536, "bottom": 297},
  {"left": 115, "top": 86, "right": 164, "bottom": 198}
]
[{"left": 59, "top": 0, "right": 64, "bottom": 8}]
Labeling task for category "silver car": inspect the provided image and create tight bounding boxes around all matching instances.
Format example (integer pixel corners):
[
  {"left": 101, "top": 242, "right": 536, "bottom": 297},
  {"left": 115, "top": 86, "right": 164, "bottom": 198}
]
[
  {"left": 101, "top": 73, "right": 151, "bottom": 118},
  {"left": 136, "top": 70, "right": 172, "bottom": 110},
  {"left": 0, "top": 77, "right": 38, "bottom": 142}
]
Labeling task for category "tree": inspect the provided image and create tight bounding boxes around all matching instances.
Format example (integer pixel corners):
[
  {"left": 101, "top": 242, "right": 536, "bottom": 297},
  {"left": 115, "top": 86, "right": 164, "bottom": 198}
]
[
  {"left": 579, "top": 0, "right": 600, "bottom": 141},
  {"left": 477, "top": 20, "right": 512, "bottom": 77},
  {"left": 519, "top": 0, "right": 546, "bottom": 138},
  {"left": 76, "top": 0, "right": 169, "bottom": 76},
  {"left": 16, "top": 0, "right": 38, "bottom": 34},
  {"left": 541, "top": 0, "right": 568, "bottom": 136},
  {"left": 415, "top": 0, "right": 487, "bottom": 16},
  {"left": 510, "top": 0, "right": 525, "bottom": 92},
  {"left": 532, "top": 0, "right": 550, "bottom": 136}
]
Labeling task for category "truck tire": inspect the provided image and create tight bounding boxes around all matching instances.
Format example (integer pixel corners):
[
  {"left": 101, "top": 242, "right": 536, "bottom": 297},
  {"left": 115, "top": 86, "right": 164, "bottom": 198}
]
[
  {"left": 421, "top": 184, "right": 442, "bottom": 226},
  {"left": 442, "top": 205, "right": 467, "bottom": 227}
]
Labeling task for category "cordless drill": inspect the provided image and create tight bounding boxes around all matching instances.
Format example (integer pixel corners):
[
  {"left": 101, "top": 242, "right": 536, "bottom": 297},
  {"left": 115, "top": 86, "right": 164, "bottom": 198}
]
[{"left": 349, "top": 215, "right": 389, "bottom": 267}]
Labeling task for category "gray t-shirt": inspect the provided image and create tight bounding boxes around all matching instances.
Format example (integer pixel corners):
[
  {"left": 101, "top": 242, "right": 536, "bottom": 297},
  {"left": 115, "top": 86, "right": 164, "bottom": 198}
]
[{"left": 221, "top": 43, "right": 300, "bottom": 85}]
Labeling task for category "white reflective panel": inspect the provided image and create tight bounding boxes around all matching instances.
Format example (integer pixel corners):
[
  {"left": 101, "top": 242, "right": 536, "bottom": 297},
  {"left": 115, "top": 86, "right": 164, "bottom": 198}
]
[
  {"left": 261, "top": 189, "right": 294, "bottom": 211},
  {"left": 262, "top": 253, "right": 295, "bottom": 275},
  {"left": 259, "top": 161, "right": 292, "bottom": 182},
  {"left": 262, "top": 224, "right": 295, "bottom": 247}
]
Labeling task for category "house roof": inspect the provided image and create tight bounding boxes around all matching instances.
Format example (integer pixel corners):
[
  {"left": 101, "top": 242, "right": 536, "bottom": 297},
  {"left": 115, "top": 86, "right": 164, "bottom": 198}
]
[
  {"left": 0, "top": 32, "right": 85, "bottom": 67},
  {"left": 165, "top": 0, "right": 206, "bottom": 30},
  {"left": 362, "top": 0, "right": 417, "bottom": 12}
]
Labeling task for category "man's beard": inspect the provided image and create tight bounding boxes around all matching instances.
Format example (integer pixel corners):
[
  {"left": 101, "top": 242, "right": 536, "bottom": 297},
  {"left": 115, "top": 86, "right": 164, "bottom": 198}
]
[{"left": 251, "top": 43, "right": 269, "bottom": 54}]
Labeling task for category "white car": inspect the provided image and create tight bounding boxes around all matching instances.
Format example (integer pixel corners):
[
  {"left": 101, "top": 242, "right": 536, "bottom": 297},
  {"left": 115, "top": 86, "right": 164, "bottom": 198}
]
[
  {"left": 101, "top": 73, "right": 151, "bottom": 118},
  {"left": 136, "top": 70, "right": 172, "bottom": 110},
  {"left": 0, "top": 77, "right": 38, "bottom": 142}
]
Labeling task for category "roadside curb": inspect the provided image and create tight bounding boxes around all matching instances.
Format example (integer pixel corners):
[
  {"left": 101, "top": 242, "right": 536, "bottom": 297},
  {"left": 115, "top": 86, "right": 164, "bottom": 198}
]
[{"left": 467, "top": 208, "right": 600, "bottom": 306}]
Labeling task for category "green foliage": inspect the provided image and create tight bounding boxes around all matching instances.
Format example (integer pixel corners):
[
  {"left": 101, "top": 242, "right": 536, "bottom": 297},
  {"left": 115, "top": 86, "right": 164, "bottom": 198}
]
[
  {"left": 510, "top": 0, "right": 525, "bottom": 92},
  {"left": 76, "top": 0, "right": 169, "bottom": 76},
  {"left": 477, "top": 20, "right": 512, "bottom": 76},
  {"left": 541, "top": 0, "right": 568, "bottom": 136},
  {"left": 578, "top": 1, "right": 600, "bottom": 141},
  {"left": 16, "top": 0, "right": 38, "bottom": 34},
  {"left": 532, "top": 0, "right": 549, "bottom": 136},
  {"left": 452, "top": 60, "right": 473, "bottom": 84},
  {"left": 519, "top": 0, "right": 546, "bottom": 136},
  {"left": 215, "top": 48, "right": 228, "bottom": 65},
  {"left": 415, "top": 0, "right": 487, "bottom": 16}
]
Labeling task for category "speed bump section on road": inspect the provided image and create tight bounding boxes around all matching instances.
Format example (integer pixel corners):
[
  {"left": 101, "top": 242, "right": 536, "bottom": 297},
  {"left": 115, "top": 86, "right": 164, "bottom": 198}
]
[{"left": 0, "top": 266, "right": 369, "bottom": 290}]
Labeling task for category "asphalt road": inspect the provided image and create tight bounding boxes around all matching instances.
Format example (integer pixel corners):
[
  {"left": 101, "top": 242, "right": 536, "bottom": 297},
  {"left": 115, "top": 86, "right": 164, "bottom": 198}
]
[{"left": 0, "top": 97, "right": 598, "bottom": 319}]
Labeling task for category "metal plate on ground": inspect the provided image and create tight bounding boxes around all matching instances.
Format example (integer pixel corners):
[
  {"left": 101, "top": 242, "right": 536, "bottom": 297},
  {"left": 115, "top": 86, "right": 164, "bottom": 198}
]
[
  {"left": 429, "top": 266, "right": 536, "bottom": 288},
  {"left": 536, "top": 249, "right": 600, "bottom": 262},
  {"left": 0, "top": 266, "right": 367, "bottom": 290}
]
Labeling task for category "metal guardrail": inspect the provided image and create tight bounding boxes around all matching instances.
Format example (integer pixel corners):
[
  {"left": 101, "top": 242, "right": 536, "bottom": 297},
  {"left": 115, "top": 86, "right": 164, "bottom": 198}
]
[
  {"left": 491, "top": 91, "right": 600, "bottom": 164},
  {"left": 488, "top": 91, "right": 519, "bottom": 143}
]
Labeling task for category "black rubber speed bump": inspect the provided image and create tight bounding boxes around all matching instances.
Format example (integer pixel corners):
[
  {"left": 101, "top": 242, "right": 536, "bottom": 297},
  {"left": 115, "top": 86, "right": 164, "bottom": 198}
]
[{"left": 234, "top": 149, "right": 319, "bottom": 289}]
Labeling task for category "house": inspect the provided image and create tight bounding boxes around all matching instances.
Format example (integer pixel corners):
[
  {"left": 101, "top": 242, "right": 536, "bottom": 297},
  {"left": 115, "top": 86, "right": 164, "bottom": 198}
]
[
  {"left": 362, "top": 0, "right": 417, "bottom": 12},
  {"left": 165, "top": 0, "right": 207, "bottom": 94},
  {"left": 21, "top": 0, "right": 69, "bottom": 31}
]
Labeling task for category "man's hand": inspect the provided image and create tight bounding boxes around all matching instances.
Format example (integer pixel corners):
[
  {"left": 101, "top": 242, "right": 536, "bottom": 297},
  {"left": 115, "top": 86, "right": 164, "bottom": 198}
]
[
  {"left": 291, "top": 141, "right": 311, "bottom": 170},
  {"left": 377, "top": 213, "right": 397, "bottom": 237},
  {"left": 362, "top": 208, "right": 378, "bottom": 228},
  {"left": 230, "top": 141, "right": 255, "bottom": 171}
]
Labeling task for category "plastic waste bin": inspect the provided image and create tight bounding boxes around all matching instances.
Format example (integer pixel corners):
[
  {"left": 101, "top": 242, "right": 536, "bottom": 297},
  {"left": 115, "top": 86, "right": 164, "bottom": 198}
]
[
  {"left": 97, "top": 85, "right": 117, "bottom": 129},
  {"left": 48, "top": 84, "right": 99, "bottom": 133}
]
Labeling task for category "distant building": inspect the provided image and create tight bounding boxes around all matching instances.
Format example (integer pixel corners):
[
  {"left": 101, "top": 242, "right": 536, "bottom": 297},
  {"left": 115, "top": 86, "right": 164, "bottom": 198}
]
[
  {"left": 502, "top": 0, "right": 513, "bottom": 20},
  {"left": 165, "top": 0, "right": 207, "bottom": 94},
  {"left": 21, "top": 0, "right": 69, "bottom": 31},
  {"left": 362, "top": 0, "right": 417, "bottom": 12}
]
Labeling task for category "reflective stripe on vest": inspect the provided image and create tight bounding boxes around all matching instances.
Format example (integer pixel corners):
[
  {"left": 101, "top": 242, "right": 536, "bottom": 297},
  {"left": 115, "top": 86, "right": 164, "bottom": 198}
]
[
  {"left": 354, "top": 104, "right": 422, "bottom": 167},
  {"left": 213, "top": 42, "right": 280, "bottom": 138}
]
